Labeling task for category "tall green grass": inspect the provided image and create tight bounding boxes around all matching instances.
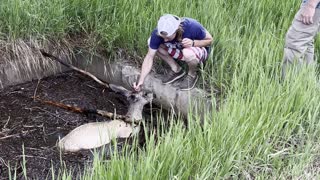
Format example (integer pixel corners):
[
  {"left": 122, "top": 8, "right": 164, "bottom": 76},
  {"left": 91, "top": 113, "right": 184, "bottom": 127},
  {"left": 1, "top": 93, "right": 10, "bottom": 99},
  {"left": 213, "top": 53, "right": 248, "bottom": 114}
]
[{"left": 2, "top": 0, "right": 320, "bottom": 178}]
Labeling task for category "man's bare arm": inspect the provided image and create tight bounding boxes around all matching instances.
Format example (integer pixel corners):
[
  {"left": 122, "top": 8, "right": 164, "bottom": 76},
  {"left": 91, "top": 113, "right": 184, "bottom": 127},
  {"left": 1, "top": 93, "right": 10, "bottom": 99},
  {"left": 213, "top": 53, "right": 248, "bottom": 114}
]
[{"left": 133, "top": 48, "right": 157, "bottom": 91}]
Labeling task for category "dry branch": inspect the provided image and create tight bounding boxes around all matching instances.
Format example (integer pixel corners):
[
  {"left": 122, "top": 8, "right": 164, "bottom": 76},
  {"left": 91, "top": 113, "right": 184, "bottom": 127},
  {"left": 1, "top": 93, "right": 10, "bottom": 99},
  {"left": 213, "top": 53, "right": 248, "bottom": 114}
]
[
  {"left": 33, "top": 79, "right": 41, "bottom": 101},
  {"left": 40, "top": 50, "right": 109, "bottom": 88},
  {"left": 33, "top": 96, "right": 134, "bottom": 123},
  {"left": 0, "top": 133, "right": 20, "bottom": 140},
  {"left": 2, "top": 116, "right": 10, "bottom": 129}
]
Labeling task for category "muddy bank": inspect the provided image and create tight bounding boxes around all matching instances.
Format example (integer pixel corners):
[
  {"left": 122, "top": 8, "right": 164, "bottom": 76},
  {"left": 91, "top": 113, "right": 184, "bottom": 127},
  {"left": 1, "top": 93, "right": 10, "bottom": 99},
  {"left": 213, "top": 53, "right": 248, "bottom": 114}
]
[{"left": 0, "top": 71, "right": 164, "bottom": 179}]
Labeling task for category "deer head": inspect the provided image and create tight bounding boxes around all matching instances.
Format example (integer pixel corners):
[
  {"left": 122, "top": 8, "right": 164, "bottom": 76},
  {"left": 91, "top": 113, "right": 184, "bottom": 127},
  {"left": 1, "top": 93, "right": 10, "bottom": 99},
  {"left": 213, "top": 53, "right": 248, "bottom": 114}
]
[{"left": 109, "top": 84, "right": 153, "bottom": 122}]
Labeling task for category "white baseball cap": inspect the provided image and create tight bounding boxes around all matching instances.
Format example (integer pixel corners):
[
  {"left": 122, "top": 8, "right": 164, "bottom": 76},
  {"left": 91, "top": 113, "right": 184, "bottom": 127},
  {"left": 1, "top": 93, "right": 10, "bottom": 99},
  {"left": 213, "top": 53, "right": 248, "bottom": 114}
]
[{"left": 157, "top": 14, "right": 181, "bottom": 37}]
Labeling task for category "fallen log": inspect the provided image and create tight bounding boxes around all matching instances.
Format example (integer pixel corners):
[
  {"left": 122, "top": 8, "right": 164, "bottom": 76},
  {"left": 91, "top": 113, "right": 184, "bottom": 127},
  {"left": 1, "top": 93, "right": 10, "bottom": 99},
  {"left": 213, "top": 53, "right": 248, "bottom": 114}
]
[{"left": 32, "top": 96, "right": 135, "bottom": 123}]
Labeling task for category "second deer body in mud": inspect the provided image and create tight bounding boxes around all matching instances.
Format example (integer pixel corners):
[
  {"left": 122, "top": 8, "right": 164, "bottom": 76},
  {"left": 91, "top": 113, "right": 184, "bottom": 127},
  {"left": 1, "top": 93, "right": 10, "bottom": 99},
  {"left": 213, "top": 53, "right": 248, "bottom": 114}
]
[{"left": 58, "top": 84, "right": 153, "bottom": 152}]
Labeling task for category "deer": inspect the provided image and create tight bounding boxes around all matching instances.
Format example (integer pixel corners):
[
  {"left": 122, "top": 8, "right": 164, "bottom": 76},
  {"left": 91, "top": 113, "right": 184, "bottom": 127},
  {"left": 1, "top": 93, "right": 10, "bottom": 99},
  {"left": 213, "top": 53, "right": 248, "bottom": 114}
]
[{"left": 57, "top": 84, "right": 153, "bottom": 152}]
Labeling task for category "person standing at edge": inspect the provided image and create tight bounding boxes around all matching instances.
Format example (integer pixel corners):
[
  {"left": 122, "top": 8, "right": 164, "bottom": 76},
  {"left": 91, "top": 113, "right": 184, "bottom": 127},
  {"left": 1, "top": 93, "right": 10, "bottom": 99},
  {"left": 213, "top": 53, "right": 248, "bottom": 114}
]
[
  {"left": 133, "top": 14, "right": 213, "bottom": 91},
  {"left": 282, "top": 0, "right": 320, "bottom": 79}
]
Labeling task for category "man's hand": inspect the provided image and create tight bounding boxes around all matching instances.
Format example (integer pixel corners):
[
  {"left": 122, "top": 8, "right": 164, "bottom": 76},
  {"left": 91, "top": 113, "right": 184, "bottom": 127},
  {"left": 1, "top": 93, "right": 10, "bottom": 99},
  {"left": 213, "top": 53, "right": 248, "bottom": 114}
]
[
  {"left": 182, "top": 38, "right": 193, "bottom": 48},
  {"left": 300, "top": 4, "right": 316, "bottom": 24},
  {"left": 133, "top": 81, "right": 143, "bottom": 92}
]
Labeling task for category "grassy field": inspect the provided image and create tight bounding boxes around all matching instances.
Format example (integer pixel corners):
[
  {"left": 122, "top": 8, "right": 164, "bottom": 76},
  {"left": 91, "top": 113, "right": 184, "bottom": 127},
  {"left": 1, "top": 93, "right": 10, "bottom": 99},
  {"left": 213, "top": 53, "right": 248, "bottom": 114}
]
[{"left": 1, "top": 0, "right": 320, "bottom": 179}]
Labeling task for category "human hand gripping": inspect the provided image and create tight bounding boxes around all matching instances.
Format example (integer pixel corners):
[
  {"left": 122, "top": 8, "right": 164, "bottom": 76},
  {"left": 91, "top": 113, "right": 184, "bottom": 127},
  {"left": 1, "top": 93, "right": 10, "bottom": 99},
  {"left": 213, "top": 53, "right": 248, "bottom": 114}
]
[
  {"left": 300, "top": 4, "right": 316, "bottom": 24},
  {"left": 133, "top": 81, "right": 143, "bottom": 92},
  {"left": 182, "top": 38, "right": 194, "bottom": 48}
]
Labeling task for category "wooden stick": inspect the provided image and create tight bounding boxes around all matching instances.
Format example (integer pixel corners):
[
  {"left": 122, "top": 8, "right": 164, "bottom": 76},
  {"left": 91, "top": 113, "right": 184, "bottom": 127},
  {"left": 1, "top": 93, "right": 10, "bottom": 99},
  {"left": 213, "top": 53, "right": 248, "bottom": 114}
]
[
  {"left": 40, "top": 49, "right": 109, "bottom": 88},
  {"left": 32, "top": 96, "right": 135, "bottom": 123},
  {"left": 0, "top": 133, "right": 19, "bottom": 140},
  {"left": 33, "top": 79, "right": 41, "bottom": 101},
  {"left": 2, "top": 116, "right": 10, "bottom": 129}
]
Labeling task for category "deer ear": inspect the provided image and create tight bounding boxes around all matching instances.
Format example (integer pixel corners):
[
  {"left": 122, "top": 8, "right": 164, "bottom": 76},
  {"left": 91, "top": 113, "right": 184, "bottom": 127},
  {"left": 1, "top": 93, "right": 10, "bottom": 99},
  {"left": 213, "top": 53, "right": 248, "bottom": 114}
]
[{"left": 109, "top": 84, "right": 132, "bottom": 97}]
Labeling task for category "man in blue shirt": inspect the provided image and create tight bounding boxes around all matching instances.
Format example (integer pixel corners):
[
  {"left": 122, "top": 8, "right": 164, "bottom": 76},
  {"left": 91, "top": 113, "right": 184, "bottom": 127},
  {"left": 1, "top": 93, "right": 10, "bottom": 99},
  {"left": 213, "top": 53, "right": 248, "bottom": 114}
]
[
  {"left": 282, "top": 0, "right": 320, "bottom": 79},
  {"left": 133, "top": 14, "right": 213, "bottom": 91}
]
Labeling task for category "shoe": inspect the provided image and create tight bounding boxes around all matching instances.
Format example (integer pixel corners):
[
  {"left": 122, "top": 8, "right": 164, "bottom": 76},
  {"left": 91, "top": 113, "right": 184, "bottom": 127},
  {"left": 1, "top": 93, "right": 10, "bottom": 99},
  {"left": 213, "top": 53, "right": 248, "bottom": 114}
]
[
  {"left": 178, "top": 74, "right": 199, "bottom": 91},
  {"left": 162, "top": 69, "right": 186, "bottom": 84}
]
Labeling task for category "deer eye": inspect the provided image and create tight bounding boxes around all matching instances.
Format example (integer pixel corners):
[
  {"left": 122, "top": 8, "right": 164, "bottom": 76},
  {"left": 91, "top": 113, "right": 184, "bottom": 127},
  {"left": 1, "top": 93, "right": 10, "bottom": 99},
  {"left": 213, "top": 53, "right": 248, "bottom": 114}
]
[
  {"left": 143, "top": 92, "right": 154, "bottom": 100},
  {"left": 129, "top": 94, "right": 135, "bottom": 99},
  {"left": 128, "top": 94, "right": 138, "bottom": 102}
]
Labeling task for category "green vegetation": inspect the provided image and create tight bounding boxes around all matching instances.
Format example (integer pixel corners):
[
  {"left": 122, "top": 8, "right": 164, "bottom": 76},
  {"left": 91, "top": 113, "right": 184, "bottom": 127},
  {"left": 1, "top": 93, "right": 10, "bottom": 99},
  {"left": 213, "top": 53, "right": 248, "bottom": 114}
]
[{"left": 1, "top": 0, "right": 320, "bottom": 178}]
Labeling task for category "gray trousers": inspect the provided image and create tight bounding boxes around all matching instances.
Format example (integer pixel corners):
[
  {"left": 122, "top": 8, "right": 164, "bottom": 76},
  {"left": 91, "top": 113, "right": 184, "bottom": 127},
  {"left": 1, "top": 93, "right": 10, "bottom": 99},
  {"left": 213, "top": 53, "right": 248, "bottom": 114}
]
[{"left": 282, "top": 5, "right": 320, "bottom": 79}]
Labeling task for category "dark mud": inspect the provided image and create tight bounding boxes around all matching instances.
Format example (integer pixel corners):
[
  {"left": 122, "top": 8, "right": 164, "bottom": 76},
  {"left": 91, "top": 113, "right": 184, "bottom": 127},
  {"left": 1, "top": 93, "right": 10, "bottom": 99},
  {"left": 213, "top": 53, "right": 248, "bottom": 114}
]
[{"left": 0, "top": 71, "right": 166, "bottom": 179}]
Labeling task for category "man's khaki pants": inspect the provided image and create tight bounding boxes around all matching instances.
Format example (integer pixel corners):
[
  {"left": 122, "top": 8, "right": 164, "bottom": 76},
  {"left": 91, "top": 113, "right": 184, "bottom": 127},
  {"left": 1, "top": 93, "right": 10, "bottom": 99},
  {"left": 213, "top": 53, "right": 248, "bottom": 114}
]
[{"left": 282, "top": 5, "right": 320, "bottom": 79}]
